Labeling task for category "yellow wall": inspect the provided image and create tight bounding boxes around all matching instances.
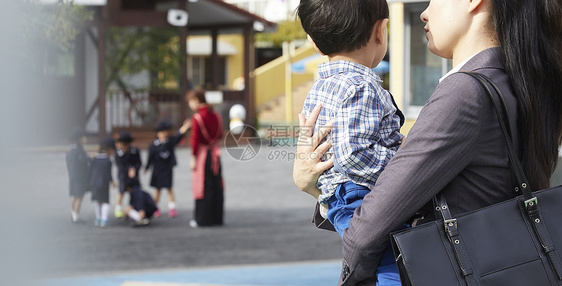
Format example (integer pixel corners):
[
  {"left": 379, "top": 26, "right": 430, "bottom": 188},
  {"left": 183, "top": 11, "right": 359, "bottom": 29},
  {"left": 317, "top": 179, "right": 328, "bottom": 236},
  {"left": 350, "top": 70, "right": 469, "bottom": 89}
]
[
  {"left": 217, "top": 34, "right": 244, "bottom": 90},
  {"left": 389, "top": 2, "right": 416, "bottom": 135},
  {"left": 186, "top": 34, "right": 245, "bottom": 90},
  {"left": 187, "top": 35, "right": 316, "bottom": 106},
  {"left": 253, "top": 44, "right": 317, "bottom": 107}
]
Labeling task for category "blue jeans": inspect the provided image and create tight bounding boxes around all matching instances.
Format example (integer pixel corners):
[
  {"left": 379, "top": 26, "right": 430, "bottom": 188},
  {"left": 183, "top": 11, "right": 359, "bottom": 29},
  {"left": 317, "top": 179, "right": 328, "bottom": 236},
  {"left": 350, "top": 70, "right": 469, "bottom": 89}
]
[{"left": 327, "top": 182, "right": 402, "bottom": 286}]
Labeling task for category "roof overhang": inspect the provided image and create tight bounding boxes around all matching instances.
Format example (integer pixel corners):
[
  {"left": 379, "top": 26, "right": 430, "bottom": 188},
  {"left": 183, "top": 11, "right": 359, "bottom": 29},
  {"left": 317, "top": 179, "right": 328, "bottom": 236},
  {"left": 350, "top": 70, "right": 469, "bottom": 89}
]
[{"left": 42, "top": 0, "right": 276, "bottom": 32}]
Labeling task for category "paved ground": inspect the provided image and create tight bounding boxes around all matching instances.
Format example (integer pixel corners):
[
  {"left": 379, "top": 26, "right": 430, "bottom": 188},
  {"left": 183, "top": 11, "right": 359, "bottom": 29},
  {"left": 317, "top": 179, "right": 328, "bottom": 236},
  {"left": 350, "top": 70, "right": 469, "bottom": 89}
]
[
  {"left": 0, "top": 144, "right": 343, "bottom": 286},
  {"left": 2, "top": 141, "right": 561, "bottom": 286}
]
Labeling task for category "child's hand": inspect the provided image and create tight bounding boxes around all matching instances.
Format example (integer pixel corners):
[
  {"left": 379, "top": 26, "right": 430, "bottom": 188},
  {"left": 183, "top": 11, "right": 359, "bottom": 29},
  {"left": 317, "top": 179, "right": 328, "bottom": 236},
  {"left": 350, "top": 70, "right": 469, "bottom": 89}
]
[
  {"left": 144, "top": 169, "right": 149, "bottom": 175},
  {"left": 111, "top": 181, "right": 117, "bottom": 188},
  {"left": 179, "top": 119, "right": 192, "bottom": 134}
]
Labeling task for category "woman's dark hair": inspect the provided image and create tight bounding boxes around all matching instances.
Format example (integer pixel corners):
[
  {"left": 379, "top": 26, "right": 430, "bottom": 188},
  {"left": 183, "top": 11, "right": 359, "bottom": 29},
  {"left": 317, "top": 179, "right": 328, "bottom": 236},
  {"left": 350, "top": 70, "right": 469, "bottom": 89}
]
[
  {"left": 187, "top": 87, "right": 212, "bottom": 111},
  {"left": 296, "top": 0, "right": 389, "bottom": 55},
  {"left": 491, "top": 0, "right": 562, "bottom": 189},
  {"left": 188, "top": 87, "right": 207, "bottom": 104}
]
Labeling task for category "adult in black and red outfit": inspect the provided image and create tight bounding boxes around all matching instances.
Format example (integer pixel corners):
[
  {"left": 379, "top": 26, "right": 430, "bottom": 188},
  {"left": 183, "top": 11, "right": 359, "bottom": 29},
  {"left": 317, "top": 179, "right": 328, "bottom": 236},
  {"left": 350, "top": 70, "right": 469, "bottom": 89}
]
[{"left": 187, "top": 87, "right": 224, "bottom": 228}]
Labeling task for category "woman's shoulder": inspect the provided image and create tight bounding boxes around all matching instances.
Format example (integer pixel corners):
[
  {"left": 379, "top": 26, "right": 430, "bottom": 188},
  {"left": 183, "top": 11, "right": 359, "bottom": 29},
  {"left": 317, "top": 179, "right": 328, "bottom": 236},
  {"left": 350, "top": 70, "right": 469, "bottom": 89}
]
[{"left": 429, "top": 72, "right": 489, "bottom": 107}]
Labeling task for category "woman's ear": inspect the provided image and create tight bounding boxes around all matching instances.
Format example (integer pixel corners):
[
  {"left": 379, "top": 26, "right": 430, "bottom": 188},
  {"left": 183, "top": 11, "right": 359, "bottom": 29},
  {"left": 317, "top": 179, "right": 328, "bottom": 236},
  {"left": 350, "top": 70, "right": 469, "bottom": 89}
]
[
  {"left": 468, "top": 0, "right": 485, "bottom": 13},
  {"left": 374, "top": 18, "right": 389, "bottom": 45},
  {"left": 307, "top": 34, "right": 326, "bottom": 56}
]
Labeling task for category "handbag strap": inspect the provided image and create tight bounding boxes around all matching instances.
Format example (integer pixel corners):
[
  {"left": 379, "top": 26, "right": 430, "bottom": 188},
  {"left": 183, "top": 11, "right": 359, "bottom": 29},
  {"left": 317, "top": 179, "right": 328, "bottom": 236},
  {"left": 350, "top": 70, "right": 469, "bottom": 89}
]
[{"left": 437, "top": 71, "right": 562, "bottom": 281}]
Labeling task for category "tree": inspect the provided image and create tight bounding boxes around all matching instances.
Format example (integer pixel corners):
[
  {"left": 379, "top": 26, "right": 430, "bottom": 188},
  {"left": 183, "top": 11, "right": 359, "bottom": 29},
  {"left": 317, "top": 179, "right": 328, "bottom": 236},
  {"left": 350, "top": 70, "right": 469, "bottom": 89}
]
[
  {"left": 106, "top": 27, "right": 181, "bottom": 92},
  {"left": 20, "top": 0, "right": 93, "bottom": 73},
  {"left": 255, "top": 20, "right": 307, "bottom": 47}
]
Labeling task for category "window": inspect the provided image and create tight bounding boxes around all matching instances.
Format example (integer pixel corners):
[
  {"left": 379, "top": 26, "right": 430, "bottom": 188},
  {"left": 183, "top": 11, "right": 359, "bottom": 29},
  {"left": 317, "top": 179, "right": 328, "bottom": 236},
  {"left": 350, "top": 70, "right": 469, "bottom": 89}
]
[
  {"left": 188, "top": 56, "right": 227, "bottom": 89},
  {"left": 404, "top": 2, "right": 452, "bottom": 118}
]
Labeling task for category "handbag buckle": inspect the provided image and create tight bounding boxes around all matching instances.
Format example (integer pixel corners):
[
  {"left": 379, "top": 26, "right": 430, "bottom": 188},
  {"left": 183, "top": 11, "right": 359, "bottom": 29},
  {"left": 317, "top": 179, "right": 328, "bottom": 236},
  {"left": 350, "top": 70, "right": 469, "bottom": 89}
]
[
  {"left": 444, "top": 219, "right": 457, "bottom": 232},
  {"left": 524, "top": 197, "right": 538, "bottom": 209}
]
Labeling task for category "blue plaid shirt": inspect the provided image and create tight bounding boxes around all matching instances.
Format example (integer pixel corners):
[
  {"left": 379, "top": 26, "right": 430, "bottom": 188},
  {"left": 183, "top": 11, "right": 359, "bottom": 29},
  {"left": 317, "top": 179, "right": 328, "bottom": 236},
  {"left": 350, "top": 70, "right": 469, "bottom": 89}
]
[{"left": 301, "top": 60, "right": 404, "bottom": 204}]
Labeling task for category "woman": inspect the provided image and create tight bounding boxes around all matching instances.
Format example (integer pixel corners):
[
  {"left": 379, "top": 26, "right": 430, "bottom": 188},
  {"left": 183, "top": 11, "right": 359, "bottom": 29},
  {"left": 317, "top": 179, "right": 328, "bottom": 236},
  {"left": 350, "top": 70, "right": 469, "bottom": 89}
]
[
  {"left": 188, "top": 88, "right": 224, "bottom": 228},
  {"left": 293, "top": 0, "right": 562, "bottom": 285}
]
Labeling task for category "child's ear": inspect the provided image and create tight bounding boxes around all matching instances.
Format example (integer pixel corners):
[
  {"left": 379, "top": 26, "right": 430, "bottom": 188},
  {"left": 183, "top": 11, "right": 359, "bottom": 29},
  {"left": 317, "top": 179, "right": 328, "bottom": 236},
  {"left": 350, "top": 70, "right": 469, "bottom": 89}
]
[
  {"left": 374, "top": 18, "right": 389, "bottom": 45},
  {"left": 307, "top": 34, "right": 326, "bottom": 56}
]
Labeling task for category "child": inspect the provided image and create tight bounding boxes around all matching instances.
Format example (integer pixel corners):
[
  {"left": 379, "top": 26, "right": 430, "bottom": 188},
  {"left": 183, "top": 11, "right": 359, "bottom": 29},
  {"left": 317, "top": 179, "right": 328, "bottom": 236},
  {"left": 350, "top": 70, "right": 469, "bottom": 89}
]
[
  {"left": 114, "top": 132, "right": 142, "bottom": 218},
  {"left": 145, "top": 119, "right": 191, "bottom": 218},
  {"left": 65, "top": 128, "right": 90, "bottom": 223},
  {"left": 297, "top": 0, "right": 404, "bottom": 284},
  {"left": 124, "top": 176, "right": 157, "bottom": 227},
  {"left": 89, "top": 137, "right": 116, "bottom": 227}
]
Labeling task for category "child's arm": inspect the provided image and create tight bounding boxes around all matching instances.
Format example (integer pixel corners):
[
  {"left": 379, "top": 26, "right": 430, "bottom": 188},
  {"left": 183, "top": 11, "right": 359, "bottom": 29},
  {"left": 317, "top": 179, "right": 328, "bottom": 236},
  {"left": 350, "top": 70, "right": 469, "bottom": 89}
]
[
  {"left": 144, "top": 145, "right": 154, "bottom": 173},
  {"left": 108, "top": 159, "right": 116, "bottom": 188},
  {"left": 131, "top": 149, "right": 142, "bottom": 172},
  {"left": 169, "top": 119, "right": 192, "bottom": 146},
  {"left": 179, "top": 119, "right": 192, "bottom": 135}
]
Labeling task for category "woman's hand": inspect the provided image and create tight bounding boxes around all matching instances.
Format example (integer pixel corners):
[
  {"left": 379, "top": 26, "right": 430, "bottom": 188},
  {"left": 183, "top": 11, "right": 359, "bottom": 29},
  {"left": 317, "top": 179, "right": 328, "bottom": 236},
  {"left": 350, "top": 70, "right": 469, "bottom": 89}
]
[
  {"left": 292, "top": 104, "right": 334, "bottom": 199},
  {"left": 189, "top": 156, "right": 196, "bottom": 171}
]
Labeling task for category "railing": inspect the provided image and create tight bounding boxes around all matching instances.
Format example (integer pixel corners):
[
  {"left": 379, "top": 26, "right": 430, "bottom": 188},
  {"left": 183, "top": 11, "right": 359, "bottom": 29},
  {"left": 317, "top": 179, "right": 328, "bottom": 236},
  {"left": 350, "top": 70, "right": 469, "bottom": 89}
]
[
  {"left": 106, "top": 90, "right": 182, "bottom": 129},
  {"left": 105, "top": 89, "right": 245, "bottom": 130}
]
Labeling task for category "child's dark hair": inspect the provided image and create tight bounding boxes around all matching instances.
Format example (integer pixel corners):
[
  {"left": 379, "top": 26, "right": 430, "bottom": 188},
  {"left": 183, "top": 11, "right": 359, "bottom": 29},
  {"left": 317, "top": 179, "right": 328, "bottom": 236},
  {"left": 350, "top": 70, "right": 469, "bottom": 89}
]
[
  {"left": 99, "top": 137, "right": 115, "bottom": 152},
  {"left": 297, "top": 0, "right": 389, "bottom": 55}
]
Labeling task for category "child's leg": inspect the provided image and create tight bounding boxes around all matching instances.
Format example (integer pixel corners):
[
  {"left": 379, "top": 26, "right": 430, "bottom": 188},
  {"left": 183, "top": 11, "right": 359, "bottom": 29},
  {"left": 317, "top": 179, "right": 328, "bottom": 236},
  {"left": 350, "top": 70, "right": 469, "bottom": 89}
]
[
  {"left": 153, "top": 189, "right": 162, "bottom": 217},
  {"left": 326, "top": 182, "right": 370, "bottom": 238},
  {"left": 100, "top": 203, "right": 110, "bottom": 226},
  {"left": 94, "top": 202, "right": 102, "bottom": 226},
  {"left": 127, "top": 208, "right": 150, "bottom": 226},
  {"left": 114, "top": 192, "right": 124, "bottom": 218},
  {"left": 168, "top": 188, "right": 175, "bottom": 204},
  {"left": 72, "top": 195, "right": 83, "bottom": 214},
  {"left": 153, "top": 189, "right": 161, "bottom": 203},
  {"left": 127, "top": 207, "right": 141, "bottom": 222},
  {"left": 71, "top": 195, "right": 83, "bottom": 222},
  {"left": 375, "top": 245, "right": 402, "bottom": 286},
  {"left": 167, "top": 188, "right": 177, "bottom": 217},
  {"left": 70, "top": 196, "right": 78, "bottom": 221}
]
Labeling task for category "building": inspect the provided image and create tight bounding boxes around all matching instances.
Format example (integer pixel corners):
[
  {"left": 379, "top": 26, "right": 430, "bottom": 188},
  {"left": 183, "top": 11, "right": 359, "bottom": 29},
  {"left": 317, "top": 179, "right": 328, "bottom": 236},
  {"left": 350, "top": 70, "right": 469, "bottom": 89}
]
[{"left": 39, "top": 0, "right": 274, "bottom": 146}]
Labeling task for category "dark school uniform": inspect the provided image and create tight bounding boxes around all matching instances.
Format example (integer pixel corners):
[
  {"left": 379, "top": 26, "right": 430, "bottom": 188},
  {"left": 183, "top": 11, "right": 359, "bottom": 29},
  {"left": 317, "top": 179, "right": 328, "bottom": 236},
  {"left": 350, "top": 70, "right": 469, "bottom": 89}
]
[
  {"left": 90, "top": 153, "right": 113, "bottom": 204},
  {"left": 115, "top": 147, "right": 142, "bottom": 194},
  {"left": 145, "top": 132, "right": 185, "bottom": 189},
  {"left": 66, "top": 143, "right": 90, "bottom": 197},
  {"left": 129, "top": 186, "right": 158, "bottom": 218}
]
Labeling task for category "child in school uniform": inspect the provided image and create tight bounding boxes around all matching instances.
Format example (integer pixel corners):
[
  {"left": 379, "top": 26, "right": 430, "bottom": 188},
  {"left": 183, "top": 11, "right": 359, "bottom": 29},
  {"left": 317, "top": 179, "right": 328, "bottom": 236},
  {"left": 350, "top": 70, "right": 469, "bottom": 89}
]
[
  {"left": 66, "top": 128, "right": 90, "bottom": 223},
  {"left": 114, "top": 132, "right": 142, "bottom": 218},
  {"left": 123, "top": 176, "right": 157, "bottom": 227},
  {"left": 90, "top": 137, "right": 116, "bottom": 227},
  {"left": 145, "top": 119, "right": 191, "bottom": 218}
]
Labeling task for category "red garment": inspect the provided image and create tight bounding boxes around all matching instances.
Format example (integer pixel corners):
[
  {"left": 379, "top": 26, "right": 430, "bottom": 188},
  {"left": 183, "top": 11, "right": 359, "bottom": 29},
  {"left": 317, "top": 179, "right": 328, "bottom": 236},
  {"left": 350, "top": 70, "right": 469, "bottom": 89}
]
[
  {"left": 190, "top": 105, "right": 222, "bottom": 156},
  {"left": 190, "top": 106, "right": 223, "bottom": 200}
]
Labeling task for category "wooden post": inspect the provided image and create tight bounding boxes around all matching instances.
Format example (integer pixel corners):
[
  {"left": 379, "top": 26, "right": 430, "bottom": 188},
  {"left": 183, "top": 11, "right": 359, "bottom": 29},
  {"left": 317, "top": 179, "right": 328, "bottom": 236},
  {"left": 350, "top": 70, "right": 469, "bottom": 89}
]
[
  {"left": 98, "top": 5, "right": 108, "bottom": 138},
  {"left": 211, "top": 29, "right": 219, "bottom": 90},
  {"left": 243, "top": 25, "right": 255, "bottom": 128},
  {"left": 283, "top": 41, "right": 293, "bottom": 124},
  {"left": 180, "top": 0, "right": 188, "bottom": 118}
]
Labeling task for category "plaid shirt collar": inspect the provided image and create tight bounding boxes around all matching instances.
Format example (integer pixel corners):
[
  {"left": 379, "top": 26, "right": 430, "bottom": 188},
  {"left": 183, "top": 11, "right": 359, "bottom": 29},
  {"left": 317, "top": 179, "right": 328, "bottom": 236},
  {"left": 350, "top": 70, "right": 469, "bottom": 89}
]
[{"left": 318, "top": 60, "right": 383, "bottom": 83}]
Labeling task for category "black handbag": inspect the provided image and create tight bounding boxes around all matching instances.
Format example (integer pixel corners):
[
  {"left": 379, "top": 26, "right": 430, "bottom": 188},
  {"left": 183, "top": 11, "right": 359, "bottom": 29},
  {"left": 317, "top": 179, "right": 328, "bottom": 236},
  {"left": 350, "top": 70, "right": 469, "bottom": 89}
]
[{"left": 390, "top": 72, "right": 562, "bottom": 286}]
